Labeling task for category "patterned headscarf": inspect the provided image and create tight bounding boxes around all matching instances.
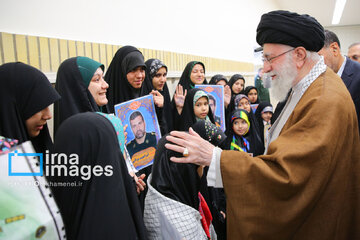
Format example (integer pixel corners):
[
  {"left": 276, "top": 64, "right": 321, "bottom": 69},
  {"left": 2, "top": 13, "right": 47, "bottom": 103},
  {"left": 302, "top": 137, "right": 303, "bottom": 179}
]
[
  {"left": 193, "top": 90, "right": 209, "bottom": 106},
  {"left": 193, "top": 90, "right": 210, "bottom": 122},
  {"left": 96, "top": 113, "right": 125, "bottom": 153},
  {"left": 148, "top": 59, "right": 167, "bottom": 79},
  {"left": 234, "top": 94, "right": 250, "bottom": 109},
  {"left": 191, "top": 120, "right": 226, "bottom": 146}
]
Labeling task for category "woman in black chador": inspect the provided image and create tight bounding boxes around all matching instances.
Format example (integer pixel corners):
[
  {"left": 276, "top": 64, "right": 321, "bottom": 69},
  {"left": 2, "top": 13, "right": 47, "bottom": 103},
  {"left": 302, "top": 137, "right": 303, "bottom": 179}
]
[{"left": 0, "top": 62, "right": 60, "bottom": 154}]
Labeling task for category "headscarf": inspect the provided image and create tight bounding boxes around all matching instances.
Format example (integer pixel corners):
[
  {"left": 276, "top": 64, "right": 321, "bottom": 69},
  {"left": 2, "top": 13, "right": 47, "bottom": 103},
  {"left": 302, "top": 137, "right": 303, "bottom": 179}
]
[
  {"left": 150, "top": 134, "right": 202, "bottom": 209},
  {"left": 231, "top": 110, "right": 251, "bottom": 135},
  {"left": 193, "top": 90, "right": 210, "bottom": 122},
  {"left": 173, "top": 88, "right": 215, "bottom": 131},
  {"left": 176, "top": 61, "right": 207, "bottom": 91},
  {"left": 143, "top": 59, "right": 168, "bottom": 82},
  {"left": 209, "top": 74, "right": 227, "bottom": 85},
  {"left": 191, "top": 120, "right": 227, "bottom": 238},
  {"left": 225, "top": 109, "right": 264, "bottom": 156},
  {"left": 77, "top": 56, "right": 104, "bottom": 87},
  {"left": 54, "top": 57, "right": 105, "bottom": 133},
  {"left": 142, "top": 59, "right": 172, "bottom": 134},
  {"left": 150, "top": 119, "right": 225, "bottom": 210},
  {"left": 228, "top": 74, "right": 245, "bottom": 96},
  {"left": 244, "top": 86, "right": 259, "bottom": 104},
  {"left": 234, "top": 94, "right": 250, "bottom": 109},
  {"left": 52, "top": 112, "right": 146, "bottom": 240},
  {"left": 170, "top": 61, "right": 207, "bottom": 131},
  {"left": 0, "top": 62, "right": 60, "bottom": 154},
  {"left": 226, "top": 74, "right": 246, "bottom": 124},
  {"left": 255, "top": 102, "right": 273, "bottom": 143},
  {"left": 256, "top": 10, "right": 325, "bottom": 52},
  {"left": 96, "top": 112, "right": 125, "bottom": 153},
  {"left": 191, "top": 119, "right": 226, "bottom": 148},
  {"left": 105, "top": 46, "right": 146, "bottom": 112},
  {"left": 232, "top": 93, "right": 263, "bottom": 145}
]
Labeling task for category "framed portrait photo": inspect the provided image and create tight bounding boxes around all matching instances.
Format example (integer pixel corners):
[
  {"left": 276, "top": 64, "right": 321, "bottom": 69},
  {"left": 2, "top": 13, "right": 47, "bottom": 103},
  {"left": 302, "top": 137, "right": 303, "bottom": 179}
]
[
  {"left": 195, "top": 84, "right": 226, "bottom": 132},
  {"left": 114, "top": 95, "right": 161, "bottom": 171}
]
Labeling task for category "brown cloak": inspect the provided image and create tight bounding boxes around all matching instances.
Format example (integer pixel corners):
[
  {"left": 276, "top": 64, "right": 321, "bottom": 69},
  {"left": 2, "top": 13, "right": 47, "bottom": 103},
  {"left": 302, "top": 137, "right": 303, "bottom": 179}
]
[{"left": 221, "top": 68, "right": 360, "bottom": 239}]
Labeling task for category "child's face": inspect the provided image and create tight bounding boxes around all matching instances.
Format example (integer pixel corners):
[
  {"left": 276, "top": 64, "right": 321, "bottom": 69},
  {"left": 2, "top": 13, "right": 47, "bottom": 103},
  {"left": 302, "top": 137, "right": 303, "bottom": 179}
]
[
  {"left": 194, "top": 96, "right": 209, "bottom": 119},
  {"left": 248, "top": 89, "right": 258, "bottom": 103},
  {"left": 237, "top": 98, "right": 251, "bottom": 113},
  {"left": 232, "top": 118, "right": 249, "bottom": 136},
  {"left": 261, "top": 112, "right": 273, "bottom": 123}
]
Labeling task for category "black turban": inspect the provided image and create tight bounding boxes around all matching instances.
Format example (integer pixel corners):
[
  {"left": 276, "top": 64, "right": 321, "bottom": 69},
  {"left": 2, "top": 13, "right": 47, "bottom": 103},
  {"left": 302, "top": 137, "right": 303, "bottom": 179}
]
[{"left": 256, "top": 10, "right": 325, "bottom": 52}]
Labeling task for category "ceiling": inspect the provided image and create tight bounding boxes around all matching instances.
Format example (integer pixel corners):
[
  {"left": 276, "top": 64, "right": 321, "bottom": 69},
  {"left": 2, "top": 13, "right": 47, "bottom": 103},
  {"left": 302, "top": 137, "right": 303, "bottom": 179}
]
[{"left": 275, "top": 0, "right": 360, "bottom": 27}]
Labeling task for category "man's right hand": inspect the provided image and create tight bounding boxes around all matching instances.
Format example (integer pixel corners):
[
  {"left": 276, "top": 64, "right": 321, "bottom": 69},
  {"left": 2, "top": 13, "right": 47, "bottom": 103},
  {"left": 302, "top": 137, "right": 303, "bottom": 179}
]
[{"left": 165, "top": 127, "right": 214, "bottom": 166}]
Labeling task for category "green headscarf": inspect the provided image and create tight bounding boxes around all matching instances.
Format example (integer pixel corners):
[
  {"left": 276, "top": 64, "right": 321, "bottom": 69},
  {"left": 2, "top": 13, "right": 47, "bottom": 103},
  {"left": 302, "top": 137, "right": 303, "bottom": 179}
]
[{"left": 76, "top": 56, "right": 104, "bottom": 87}]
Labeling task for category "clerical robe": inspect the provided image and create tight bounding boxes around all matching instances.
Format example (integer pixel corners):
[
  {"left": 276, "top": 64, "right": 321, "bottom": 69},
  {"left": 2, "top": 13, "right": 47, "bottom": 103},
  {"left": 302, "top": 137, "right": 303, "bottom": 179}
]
[{"left": 221, "top": 68, "right": 360, "bottom": 239}]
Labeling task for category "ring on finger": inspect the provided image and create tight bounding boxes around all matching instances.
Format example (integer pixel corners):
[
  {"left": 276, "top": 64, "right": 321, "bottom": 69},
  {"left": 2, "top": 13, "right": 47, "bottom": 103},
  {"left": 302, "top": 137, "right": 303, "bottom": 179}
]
[{"left": 183, "top": 147, "right": 189, "bottom": 157}]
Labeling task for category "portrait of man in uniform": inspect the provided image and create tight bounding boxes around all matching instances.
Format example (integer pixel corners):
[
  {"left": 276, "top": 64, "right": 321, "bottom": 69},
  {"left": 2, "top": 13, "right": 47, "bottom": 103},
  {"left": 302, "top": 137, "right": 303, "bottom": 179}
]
[
  {"left": 115, "top": 95, "right": 161, "bottom": 171},
  {"left": 126, "top": 111, "right": 157, "bottom": 168}
]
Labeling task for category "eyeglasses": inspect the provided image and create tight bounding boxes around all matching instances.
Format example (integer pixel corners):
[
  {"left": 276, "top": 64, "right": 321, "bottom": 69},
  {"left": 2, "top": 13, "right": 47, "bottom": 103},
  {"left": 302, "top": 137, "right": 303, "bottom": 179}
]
[{"left": 262, "top": 48, "right": 295, "bottom": 64}]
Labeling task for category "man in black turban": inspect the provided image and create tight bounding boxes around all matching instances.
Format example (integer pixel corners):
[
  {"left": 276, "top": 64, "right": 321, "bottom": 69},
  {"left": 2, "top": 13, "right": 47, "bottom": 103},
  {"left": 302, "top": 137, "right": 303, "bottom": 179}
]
[
  {"left": 164, "top": 10, "right": 360, "bottom": 239},
  {"left": 256, "top": 10, "right": 325, "bottom": 52}
]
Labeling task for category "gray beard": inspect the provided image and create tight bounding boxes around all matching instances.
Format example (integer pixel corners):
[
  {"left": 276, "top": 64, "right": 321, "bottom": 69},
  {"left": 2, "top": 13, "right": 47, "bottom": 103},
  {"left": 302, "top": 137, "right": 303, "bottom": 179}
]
[{"left": 264, "top": 58, "right": 297, "bottom": 102}]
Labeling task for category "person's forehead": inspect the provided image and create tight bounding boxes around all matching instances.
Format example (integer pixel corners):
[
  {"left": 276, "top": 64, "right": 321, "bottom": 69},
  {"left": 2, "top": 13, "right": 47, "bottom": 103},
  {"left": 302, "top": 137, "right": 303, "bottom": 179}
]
[
  {"left": 263, "top": 43, "right": 288, "bottom": 55},
  {"left": 235, "top": 118, "right": 246, "bottom": 122},
  {"left": 193, "top": 64, "right": 204, "bottom": 70},
  {"left": 349, "top": 45, "right": 360, "bottom": 53},
  {"left": 131, "top": 115, "right": 143, "bottom": 122},
  {"left": 94, "top": 67, "right": 103, "bottom": 75},
  {"left": 196, "top": 96, "right": 208, "bottom": 102},
  {"left": 235, "top": 79, "right": 244, "bottom": 84}
]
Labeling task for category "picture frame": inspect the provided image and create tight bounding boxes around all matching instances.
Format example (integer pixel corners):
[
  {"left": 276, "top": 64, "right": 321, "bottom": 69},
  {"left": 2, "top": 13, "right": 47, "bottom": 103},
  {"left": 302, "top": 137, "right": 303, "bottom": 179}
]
[
  {"left": 114, "top": 95, "right": 161, "bottom": 171},
  {"left": 195, "top": 84, "right": 226, "bottom": 132}
]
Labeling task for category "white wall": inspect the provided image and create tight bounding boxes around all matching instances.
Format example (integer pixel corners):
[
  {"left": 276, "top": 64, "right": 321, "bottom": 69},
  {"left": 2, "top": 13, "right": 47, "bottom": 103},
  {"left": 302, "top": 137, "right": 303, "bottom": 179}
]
[
  {"left": 325, "top": 25, "right": 360, "bottom": 55},
  {"left": 0, "top": 0, "right": 279, "bottom": 63}
]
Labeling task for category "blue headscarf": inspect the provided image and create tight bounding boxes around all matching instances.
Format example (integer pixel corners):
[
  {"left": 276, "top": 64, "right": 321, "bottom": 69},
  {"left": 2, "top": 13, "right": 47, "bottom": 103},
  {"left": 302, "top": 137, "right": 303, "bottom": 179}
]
[{"left": 96, "top": 113, "right": 125, "bottom": 153}]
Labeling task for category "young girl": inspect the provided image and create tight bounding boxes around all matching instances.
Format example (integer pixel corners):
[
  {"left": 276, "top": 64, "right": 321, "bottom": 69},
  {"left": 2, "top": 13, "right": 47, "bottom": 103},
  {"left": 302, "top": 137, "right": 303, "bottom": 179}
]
[
  {"left": 228, "top": 74, "right": 245, "bottom": 96},
  {"left": 254, "top": 102, "right": 273, "bottom": 146},
  {"left": 225, "top": 109, "right": 264, "bottom": 156},
  {"left": 173, "top": 88, "right": 215, "bottom": 131},
  {"left": 244, "top": 86, "right": 260, "bottom": 104}
]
